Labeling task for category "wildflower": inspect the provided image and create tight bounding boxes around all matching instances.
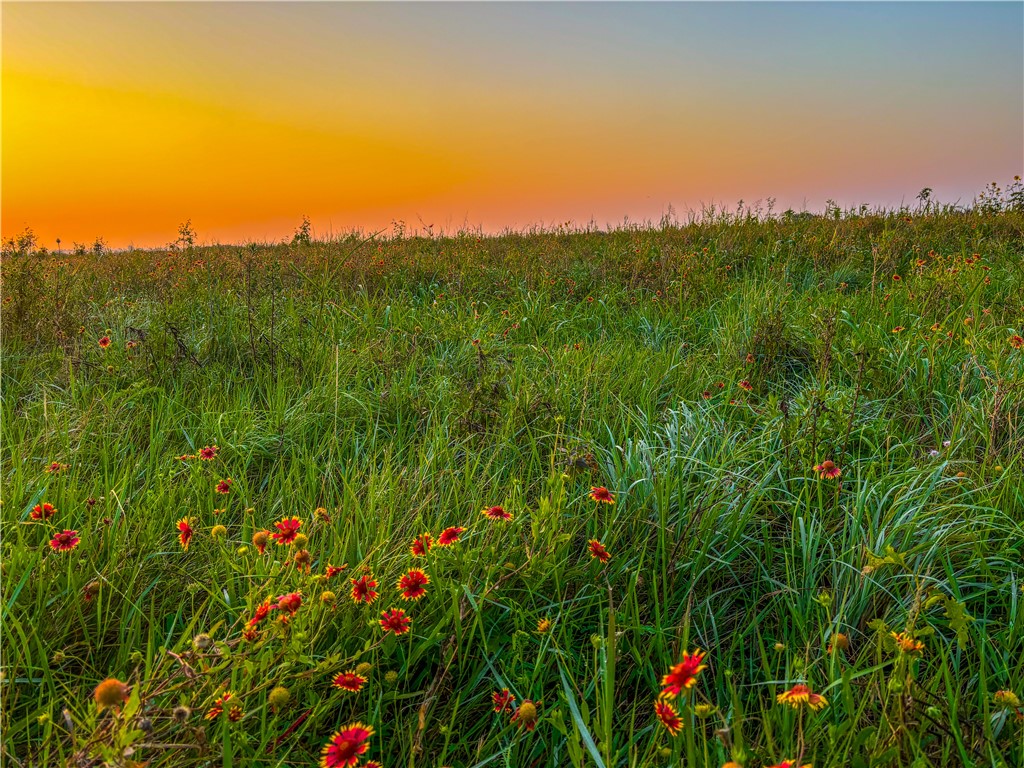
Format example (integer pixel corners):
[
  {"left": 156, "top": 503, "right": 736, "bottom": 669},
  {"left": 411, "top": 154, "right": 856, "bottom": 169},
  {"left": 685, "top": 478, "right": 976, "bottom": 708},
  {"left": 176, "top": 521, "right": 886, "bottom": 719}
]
[
  {"left": 654, "top": 696, "right": 683, "bottom": 735},
  {"left": 892, "top": 274, "right": 902, "bottom": 282},
  {"left": 324, "top": 563, "right": 348, "bottom": 578},
  {"left": 211, "top": 524, "right": 227, "bottom": 538},
  {"left": 320, "top": 722, "right": 374, "bottom": 768},
  {"left": 512, "top": 700, "right": 540, "bottom": 731},
  {"left": 252, "top": 529, "right": 270, "bottom": 554},
  {"left": 192, "top": 633, "right": 213, "bottom": 650},
  {"left": 82, "top": 580, "right": 100, "bottom": 602},
  {"left": 661, "top": 649, "right": 708, "bottom": 697},
  {"left": 493, "top": 688, "right": 515, "bottom": 713},
  {"left": 98, "top": 336, "right": 111, "bottom": 349},
  {"left": 587, "top": 539, "right": 611, "bottom": 563},
  {"left": 271, "top": 517, "right": 302, "bottom": 546},
  {"left": 1011, "top": 335, "right": 1024, "bottom": 349},
  {"left": 928, "top": 449, "right": 940, "bottom": 458},
  {"left": 292, "top": 533, "right": 309, "bottom": 549},
  {"left": 766, "top": 761, "right": 812, "bottom": 768},
  {"left": 321, "top": 590, "right": 337, "bottom": 606},
  {"left": 891, "top": 326, "right": 904, "bottom": 334},
  {"left": 31, "top": 502, "right": 56, "bottom": 520},
  {"left": 437, "top": 526, "right": 466, "bottom": 547},
  {"left": 813, "top": 460, "right": 842, "bottom": 480},
  {"left": 172, "top": 705, "right": 191, "bottom": 723},
  {"left": 694, "top": 703, "right": 716, "bottom": 718},
  {"left": 212, "top": 508, "right": 225, "bottom": 516},
  {"left": 198, "top": 445, "right": 218, "bottom": 460},
  {"left": 379, "top": 607, "right": 411, "bottom": 635},
  {"left": 215, "top": 478, "right": 232, "bottom": 494},
  {"left": 738, "top": 379, "right": 753, "bottom": 392},
  {"left": 293, "top": 549, "right": 311, "bottom": 571},
  {"left": 246, "top": 599, "right": 275, "bottom": 627},
  {"left": 205, "top": 691, "right": 235, "bottom": 720},
  {"left": 177, "top": 517, "right": 195, "bottom": 550},
  {"left": 350, "top": 574, "right": 379, "bottom": 604},
  {"left": 702, "top": 390, "right": 712, "bottom": 399},
  {"left": 276, "top": 592, "right": 302, "bottom": 615},
  {"left": 268, "top": 686, "right": 290, "bottom": 710},
  {"left": 332, "top": 670, "right": 368, "bottom": 693},
  {"left": 410, "top": 532, "right": 433, "bottom": 557},
  {"left": 828, "top": 633, "right": 850, "bottom": 654},
  {"left": 891, "top": 631, "right": 925, "bottom": 655},
  {"left": 994, "top": 690, "right": 1022, "bottom": 709},
  {"left": 314, "top": 506, "right": 331, "bottom": 522},
  {"left": 93, "top": 678, "right": 129, "bottom": 709},
  {"left": 481, "top": 505, "right": 512, "bottom": 521},
  {"left": 777, "top": 683, "right": 828, "bottom": 710},
  {"left": 45, "top": 461, "right": 69, "bottom": 474},
  {"left": 589, "top": 487, "right": 615, "bottom": 504},
  {"left": 930, "top": 322, "right": 942, "bottom": 332},
  {"left": 536, "top": 618, "right": 552, "bottom": 634},
  {"left": 49, "top": 530, "right": 80, "bottom": 552},
  {"left": 397, "top": 569, "right": 429, "bottom": 601}
]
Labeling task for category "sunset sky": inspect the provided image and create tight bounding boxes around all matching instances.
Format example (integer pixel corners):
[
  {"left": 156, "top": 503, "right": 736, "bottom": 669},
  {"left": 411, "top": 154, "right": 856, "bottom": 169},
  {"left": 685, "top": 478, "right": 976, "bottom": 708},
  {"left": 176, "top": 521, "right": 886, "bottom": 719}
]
[{"left": 3, "top": 1, "right": 1022, "bottom": 249}]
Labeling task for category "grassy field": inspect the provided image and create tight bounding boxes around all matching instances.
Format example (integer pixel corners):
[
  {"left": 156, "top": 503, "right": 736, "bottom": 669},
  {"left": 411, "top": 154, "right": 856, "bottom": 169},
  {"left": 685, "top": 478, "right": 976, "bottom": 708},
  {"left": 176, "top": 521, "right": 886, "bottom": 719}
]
[{"left": 2, "top": 190, "right": 1024, "bottom": 768}]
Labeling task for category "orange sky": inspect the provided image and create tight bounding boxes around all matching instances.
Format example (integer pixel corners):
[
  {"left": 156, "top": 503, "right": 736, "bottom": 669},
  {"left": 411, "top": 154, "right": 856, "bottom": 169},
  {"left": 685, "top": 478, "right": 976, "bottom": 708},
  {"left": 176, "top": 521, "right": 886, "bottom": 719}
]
[{"left": 3, "top": 2, "right": 1022, "bottom": 248}]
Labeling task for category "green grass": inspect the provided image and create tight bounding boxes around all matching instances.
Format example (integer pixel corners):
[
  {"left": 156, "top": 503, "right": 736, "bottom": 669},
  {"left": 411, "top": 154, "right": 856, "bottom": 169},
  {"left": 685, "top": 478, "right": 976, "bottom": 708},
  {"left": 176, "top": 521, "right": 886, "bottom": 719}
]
[{"left": 2, "top": 199, "right": 1024, "bottom": 768}]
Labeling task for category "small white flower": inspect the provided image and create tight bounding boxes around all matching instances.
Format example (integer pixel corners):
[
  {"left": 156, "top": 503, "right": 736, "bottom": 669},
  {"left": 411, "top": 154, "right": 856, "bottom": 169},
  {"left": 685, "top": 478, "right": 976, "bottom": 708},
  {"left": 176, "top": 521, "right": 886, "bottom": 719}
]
[
  {"left": 929, "top": 449, "right": 940, "bottom": 457},
  {"left": 942, "top": 440, "right": 951, "bottom": 448}
]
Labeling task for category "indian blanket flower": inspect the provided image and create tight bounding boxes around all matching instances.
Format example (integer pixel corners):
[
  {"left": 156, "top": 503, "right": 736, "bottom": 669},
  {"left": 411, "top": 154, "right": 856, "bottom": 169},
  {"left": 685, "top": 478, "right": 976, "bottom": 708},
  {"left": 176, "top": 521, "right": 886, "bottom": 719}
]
[
  {"left": 198, "top": 445, "right": 219, "bottom": 460},
  {"left": 215, "top": 478, "right": 233, "bottom": 494},
  {"left": 511, "top": 700, "right": 539, "bottom": 731},
  {"left": 777, "top": 683, "right": 828, "bottom": 710},
  {"left": 350, "top": 574, "right": 379, "bottom": 604},
  {"left": 891, "top": 631, "right": 925, "bottom": 655},
  {"left": 271, "top": 517, "right": 302, "bottom": 546},
  {"left": 892, "top": 326, "right": 905, "bottom": 334},
  {"left": 481, "top": 505, "right": 512, "bottom": 521},
  {"left": 493, "top": 688, "right": 515, "bottom": 714},
  {"left": 437, "top": 526, "right": 466, "bottom": 547},
  {"left": 324, "top": 563, "right": 348, "bottom": 578},
  {"left": 410, "top": 532, "right": 433, "bottom": 557},
  {"left": 767, "top": 762, "right": 812, "bottom": 768},
  {"left": 332, "top": 670, "right": 368, "bottom": 693},
  {"left": 589, "top": 486, "right": 615, "bottom": 504},
  {"left": 654, "top": 696, "right": 683, "bottom": 736},
  {"left": 177, "top": 517, "right": 195, "bottom": 550},
  {"left": 276, "top": 592, "right": 302, "bottom": 615},
  {"left": 661, "top": 649, "right": 708, "bottom": 697},
  {"left": 247, "top": 598, "right": 275, "bottom": 627},
  {"left": 379, "top": 607, "right": 411, "bottom": 635},
  {"left": 320, "top": 722, "right": 374, "bottom": 768},
  {"left": 49, "top": 529, "right": 80, "bottom": 552},
  {"left": 252, "top": 529, "right": 270, "bottom": 554},
  {"left": 98, "top": 336, "right": 111, "bottom": 349},
  {"left": 205, "top": 691, "right": 235, "bottom": 720},
  {"left": 93, "top": 678, "right": 129, "bottom": 709},
  {"left": 828, "top": 633, "right": 850, "bottom": 654},
  {"left": 813, "top": 460, "right": 842, "bottom": 480},
  {"left": 397, "top": 569, "right": 430, "bottom": 601},
  {"left": 31, "top": 502, "right": 56, "bottom": 520},
  {"left": 587, "top": 539, "right": 611, "bottom": 563},
  {"left": 738, "top": 379, "right": 753, "bottom": 392},
  {"left": 45, "top": 461, "right": 69, "bottom": 474},
  {"left": 994, "top": 690, "right": 1022, "bottom": 709},
  {"left": 1011, "top": 335, "right": 1024, "bottom": 349}
]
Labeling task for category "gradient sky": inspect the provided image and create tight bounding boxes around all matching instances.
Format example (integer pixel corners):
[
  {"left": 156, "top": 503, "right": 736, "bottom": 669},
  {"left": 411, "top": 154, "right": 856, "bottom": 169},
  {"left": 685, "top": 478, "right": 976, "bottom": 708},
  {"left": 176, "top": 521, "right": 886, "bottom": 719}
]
[{"left": 3, "top": 2, "right": 1022, "bottom": 248}]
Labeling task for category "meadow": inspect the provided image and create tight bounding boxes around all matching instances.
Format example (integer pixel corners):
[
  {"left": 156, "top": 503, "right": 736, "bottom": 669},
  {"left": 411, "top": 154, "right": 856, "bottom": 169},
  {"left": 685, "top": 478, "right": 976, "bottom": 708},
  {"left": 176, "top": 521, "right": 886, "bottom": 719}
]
[{"left": 2, "top": 185, "right": 1023, "bottom": 768}]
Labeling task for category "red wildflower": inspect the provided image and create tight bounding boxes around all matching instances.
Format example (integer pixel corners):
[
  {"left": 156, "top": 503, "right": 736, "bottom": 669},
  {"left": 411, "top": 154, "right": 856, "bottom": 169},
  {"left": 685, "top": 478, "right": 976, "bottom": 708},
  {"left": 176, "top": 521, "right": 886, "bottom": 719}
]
[
  {"left": 892, "top": 326, "right": 905, "bottom": 334},
  {"left": 320, "top": 722, "right": 374, "bottom": 768},
  {"left": 701, "top": 390, "right": 712, "bottom": 399},
  {"left": 252, "top": 529, "right": 270, "bottom": 554},
  {"left": 777, "top": 683, "right": 828, "bottom": 710},
  {"left": 481, "top": 505, "right": 512, "bottom": 521},
  {"left": 332, "top": 670, "right": 368, "bottom": 693},
  {"left": 437, "top": 526, "right": 466, "bottom": 547},
  {"left": 177, "top": 517, "right": 195, "bottom": 550},
  {"left": 198, "top": 445, "right": 219, "bottom": 460},
  {"left": 98, "top": 336, "right": 111, "bottom": 349},
  {"left": 660, "top": 649, "right": 708, "bottom": 697},
  {"left": 397, "top": 569, "right": 429, "bottom": 601},
  {"left": 654, "top": 696, "right": 683, "bottom": 735},
  {"left": 492, "top": 688, "right": 515, "bottom": 714},
  {"left": 31, "top": 502, "right": 56, "bottom": 520},
  {"left": 228, "top": 703, "right": 244, "bottom": 721},
  {"left": 891, "top": 631, "right": 925, "bottom": 655},
  {"left": 410, "top": 532, "right": 433, "bottom": 557},
  {"left": 205, "top": 691, "right": 235, "bottom": 720},
  {"left": 379, "top": 607, "right": 411, "bottom": 635},
  {"left": 767, "top": 761, "right": 812, "bottom": 768},
  {"left": 49, "top": 529, "right": 80, "bottom": 552},
  {"left": 325, "top": 563, "right": 348, "bottom": 578},
  {"left": 271, "top": 517, "right": 302, "bottom": 545},
  {"left": 350, "top": 574, "right": 379, "bottom": 604},
  {"left": 587, "top": 539, "right": 611, "bottom": 563},
  {"left": 45, "top": 461, "right": 69, "bottom": 474},
  {"left": 738, "top": 379, "right": 753, "bottom": 392},
  {"left": 1011, "top": 335, "right": 1024, "bottom": 349},
  {"left": 276, "top": 592, "right": 302, "bottom": 615},
  {"left": 215, "top": 478, "right": 233, "bottom": 494},
  {"left": 589, "top": 487, "right": 615, "bottom": 504},
  {"left": 813, "top": 460, "right": 842, "bottom": 480},
  {"left": 247, "top": 598, "right": 275, "bottom": 627},
  {"left": 511, "top": 700, "right": 540, "bottom": 731}
]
